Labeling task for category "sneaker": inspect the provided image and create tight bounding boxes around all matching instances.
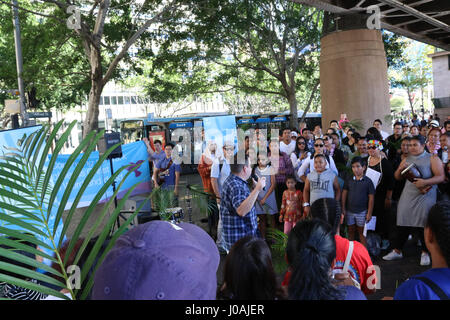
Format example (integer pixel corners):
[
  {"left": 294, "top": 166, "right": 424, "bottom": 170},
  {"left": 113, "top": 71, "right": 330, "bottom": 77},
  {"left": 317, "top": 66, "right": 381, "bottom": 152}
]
[
  {"left": 381, "top": 239, "right": 390, "bottom": 250},
  {"left": 420, "top": 252, "right": 431, "bottom": 266},
  {"left": 382, "top": 250, "right": 403, "bottom": 261}
]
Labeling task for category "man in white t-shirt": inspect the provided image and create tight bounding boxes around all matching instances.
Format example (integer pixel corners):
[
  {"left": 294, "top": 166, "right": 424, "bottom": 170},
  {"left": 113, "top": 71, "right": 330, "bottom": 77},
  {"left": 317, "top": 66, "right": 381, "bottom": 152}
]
[{"left": 280, "top": 128, "right": 296, "bottom": 156}]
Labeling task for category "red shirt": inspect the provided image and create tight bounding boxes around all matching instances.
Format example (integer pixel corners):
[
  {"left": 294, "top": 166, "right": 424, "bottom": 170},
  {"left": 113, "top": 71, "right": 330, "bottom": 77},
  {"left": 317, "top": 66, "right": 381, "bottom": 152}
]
[
  {"left": 281, "top": 235, "right": 377, "bottom": 294},
  {"left": 333, "top": 235, "right": 376, "bottom": 294},
  {"left": 197, "top": 154, "right": 214, "bottom": 195}
]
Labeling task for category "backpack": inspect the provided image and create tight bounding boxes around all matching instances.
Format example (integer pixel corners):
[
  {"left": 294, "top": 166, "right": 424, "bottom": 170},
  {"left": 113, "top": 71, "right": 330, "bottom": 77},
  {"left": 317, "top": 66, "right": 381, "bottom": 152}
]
[{"left": 366, "top": 232, "right": 381, "bottom": 258}]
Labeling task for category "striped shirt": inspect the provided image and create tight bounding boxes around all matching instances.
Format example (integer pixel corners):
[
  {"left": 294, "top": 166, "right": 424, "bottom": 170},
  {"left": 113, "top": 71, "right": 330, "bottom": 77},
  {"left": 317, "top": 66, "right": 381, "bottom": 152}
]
[{"left": 0, "top": 279, "right": 47, "bottom": 300}]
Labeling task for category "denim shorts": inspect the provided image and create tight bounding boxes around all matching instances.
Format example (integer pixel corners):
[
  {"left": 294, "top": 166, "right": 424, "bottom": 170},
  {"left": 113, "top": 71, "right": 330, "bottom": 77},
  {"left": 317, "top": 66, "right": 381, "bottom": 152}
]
[{"left": 346, "top": 210, "right": 367, "bottom": 227}]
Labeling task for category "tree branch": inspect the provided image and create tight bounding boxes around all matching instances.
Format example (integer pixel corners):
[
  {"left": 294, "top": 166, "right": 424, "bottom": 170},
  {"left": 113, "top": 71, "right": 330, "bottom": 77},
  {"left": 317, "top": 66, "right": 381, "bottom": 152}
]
[
  {"left": 102, "top": 1, "right": 178, "bottom": 85},
  {"left": 93, "top": 0, "right": 110, "bottom": 44},
  {"left": 299, "top": 79, "right": 320, "bottom": 124},
  {"left": 0, "top": 0, "right": 65, "bottom": 23},
  {"left": 245, "top": 30, "right": 281, "bottom": 80}
]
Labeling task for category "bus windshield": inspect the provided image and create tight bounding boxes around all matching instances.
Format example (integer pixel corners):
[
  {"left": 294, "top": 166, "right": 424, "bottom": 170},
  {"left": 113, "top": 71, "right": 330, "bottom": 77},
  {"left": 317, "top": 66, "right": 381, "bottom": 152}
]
[{"left": 120, "top": 120, "right": 144, "bottom": 144}]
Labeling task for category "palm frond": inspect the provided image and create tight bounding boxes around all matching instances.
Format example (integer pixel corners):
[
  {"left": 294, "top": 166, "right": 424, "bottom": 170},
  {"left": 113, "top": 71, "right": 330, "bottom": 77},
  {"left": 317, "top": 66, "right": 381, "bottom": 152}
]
[
  {"left": 0, "top": 120, "right": 146, "bottom": 300},
  {"left": 266, "top": 227, "right": 288, "bottom": 253}
]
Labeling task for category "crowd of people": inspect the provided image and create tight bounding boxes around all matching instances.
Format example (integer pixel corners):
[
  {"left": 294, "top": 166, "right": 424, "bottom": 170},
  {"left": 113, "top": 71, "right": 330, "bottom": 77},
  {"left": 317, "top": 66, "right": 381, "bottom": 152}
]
[
  {"left": 189, "top": 114, "right": 450, "bottom": 300},
  {"left": 1, "top": 115, "right": 450, "bottom": 301}
]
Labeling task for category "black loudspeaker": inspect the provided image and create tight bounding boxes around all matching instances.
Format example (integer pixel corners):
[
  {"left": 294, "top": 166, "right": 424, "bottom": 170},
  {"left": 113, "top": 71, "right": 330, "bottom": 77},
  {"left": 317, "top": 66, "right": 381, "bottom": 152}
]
[{"left": 98, "top": 132, "right": 122, "bottom": 159}]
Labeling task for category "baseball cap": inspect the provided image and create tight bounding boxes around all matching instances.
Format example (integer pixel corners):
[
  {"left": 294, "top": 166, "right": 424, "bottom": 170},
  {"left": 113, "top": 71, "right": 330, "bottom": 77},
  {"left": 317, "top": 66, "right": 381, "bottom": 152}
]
[
  {"left": 92, "top": 221, "right": 220, "bottom": 300},
  {"left": 291, "top": 131, "right": 298, "bottom": 137}
]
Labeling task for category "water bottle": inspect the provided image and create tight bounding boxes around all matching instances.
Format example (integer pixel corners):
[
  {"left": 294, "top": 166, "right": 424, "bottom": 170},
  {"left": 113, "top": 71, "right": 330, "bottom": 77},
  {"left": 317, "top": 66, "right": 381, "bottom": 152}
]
[{"left": 443, "top": 146, "right": 448, "bottom": 164}]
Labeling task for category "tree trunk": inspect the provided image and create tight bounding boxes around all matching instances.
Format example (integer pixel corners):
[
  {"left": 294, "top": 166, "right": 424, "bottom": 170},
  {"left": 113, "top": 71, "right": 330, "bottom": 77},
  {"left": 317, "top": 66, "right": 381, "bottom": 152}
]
[
  {"left": 407, "top": 88, "right": 415, "bottom": 116},
  {"left": 288, "top": 91, "right": 298, "bottom": 130},
  {"left": 83, "top": 47, "right": 104, "bottom": 139}
]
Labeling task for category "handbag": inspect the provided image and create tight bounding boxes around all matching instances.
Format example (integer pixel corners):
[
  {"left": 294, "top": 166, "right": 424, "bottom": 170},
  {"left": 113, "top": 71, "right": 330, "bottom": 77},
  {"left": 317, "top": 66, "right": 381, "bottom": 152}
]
[
  {"left": 401, "top": 163, "right": 432, "bottom": 194},
  {"left": 332, "top": 241, "right": 361, "bottom": 290}
]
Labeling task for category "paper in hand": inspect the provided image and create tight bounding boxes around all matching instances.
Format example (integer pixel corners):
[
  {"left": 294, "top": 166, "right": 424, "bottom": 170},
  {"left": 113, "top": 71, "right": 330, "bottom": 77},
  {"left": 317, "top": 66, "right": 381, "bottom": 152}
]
[{"left": 363, "top": 216, "right": 377, "bottom": 237}]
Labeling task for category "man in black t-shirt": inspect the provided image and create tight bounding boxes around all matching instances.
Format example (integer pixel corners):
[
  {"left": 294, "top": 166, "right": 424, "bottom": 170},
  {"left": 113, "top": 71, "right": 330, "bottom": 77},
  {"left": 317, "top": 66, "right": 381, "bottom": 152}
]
[{"left": 386, "top": 122, "right": 403, "bottom": 162}]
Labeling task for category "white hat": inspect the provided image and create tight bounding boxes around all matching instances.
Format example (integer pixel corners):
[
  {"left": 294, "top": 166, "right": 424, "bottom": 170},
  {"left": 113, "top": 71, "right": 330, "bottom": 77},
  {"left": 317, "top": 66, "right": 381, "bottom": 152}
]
[
  {"left": 430, "top": 120, "right": 439, "bottom": 127},
  {"left": 291, "top": 131, "right": 298, "bottom": 137}
]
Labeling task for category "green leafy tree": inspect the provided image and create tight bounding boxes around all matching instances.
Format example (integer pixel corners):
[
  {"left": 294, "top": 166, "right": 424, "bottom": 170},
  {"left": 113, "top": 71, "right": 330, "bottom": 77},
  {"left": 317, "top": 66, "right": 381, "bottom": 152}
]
[
  {"left": 389, "top": 41, "right": 434, "bottom": 116},
  {"left": 0, "top": 1, "right": 90, "bottom": 115},
  {"left": 1, "top": 0, "right": 181, "bottom": 137},
  {"left": 147, "top": 0, "right": 323, "bottom": 129}
]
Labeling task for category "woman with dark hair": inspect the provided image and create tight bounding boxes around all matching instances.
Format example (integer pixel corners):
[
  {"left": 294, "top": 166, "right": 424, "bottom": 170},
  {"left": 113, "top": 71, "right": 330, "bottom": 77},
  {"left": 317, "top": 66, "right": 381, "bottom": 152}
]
[
  {"left": 367, "top": 127, "right": 387, "bottom": 151},
  {"left": 290, "top": 136, "right": 311, "bottom": 189},
  {"left": 281, "top": 198, "right": 376, "bottom": 295},
  {"left": 410, "top": 125, "right": 419, "bottom": 136},
  {"left": 384, "top": 135, "right": 445, "bottom": 266},
  {"left": 218, "top": 236, "right": 283, "bottom": 300},
  {"left": 269, "top": 139, "right": 294, "bottom": 213},
  {"left": 324, "top": 134, "right": 346, "bottom": 169},
  {"left": 346, "top": 130, "right": 359, "bottom": 153},
  {"left": 286, "top": 219, "right": 367, "bottom": 300},
  {"left": 394, "top": 201, "right": 450, "bottom": 299},
  {"left": 426, "top": 127, "right": 441, "bottom": 155},
  {"left": 297, "top": 138, "right": 338, "bottom": 183},
  {"left": 367, "top": 127, "right": 384, "bottom": 142}
]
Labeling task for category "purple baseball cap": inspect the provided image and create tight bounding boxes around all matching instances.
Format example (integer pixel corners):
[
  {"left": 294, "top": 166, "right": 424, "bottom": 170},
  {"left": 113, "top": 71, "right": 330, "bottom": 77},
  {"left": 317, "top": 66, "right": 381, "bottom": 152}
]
[{"left": 92, "top": 220, "right": 220, "bottom": 300}]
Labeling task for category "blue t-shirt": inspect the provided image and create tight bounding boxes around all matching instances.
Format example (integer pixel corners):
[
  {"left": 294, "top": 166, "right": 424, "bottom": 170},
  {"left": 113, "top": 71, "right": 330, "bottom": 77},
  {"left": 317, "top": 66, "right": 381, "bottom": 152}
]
[
  {"left": 343, "top": 176, "right": 375, "bottom": 213},
  {"left": 341, "top": 285, "right": 367, "bottom": 300},
  {"left": 149, "top": 150, "right": 166, "bottom": 164},
  {"left": 394, "top": 268, "right": 450, "bottom": 300},
  {"left": 155, "top": 157, "right": 181, "bottom": 189}
]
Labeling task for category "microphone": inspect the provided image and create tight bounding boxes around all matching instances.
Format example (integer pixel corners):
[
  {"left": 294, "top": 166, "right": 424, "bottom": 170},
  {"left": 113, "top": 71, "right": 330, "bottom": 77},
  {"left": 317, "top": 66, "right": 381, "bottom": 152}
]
[{"left": 252, "top": 173, "right": 266, "bottom": 191}]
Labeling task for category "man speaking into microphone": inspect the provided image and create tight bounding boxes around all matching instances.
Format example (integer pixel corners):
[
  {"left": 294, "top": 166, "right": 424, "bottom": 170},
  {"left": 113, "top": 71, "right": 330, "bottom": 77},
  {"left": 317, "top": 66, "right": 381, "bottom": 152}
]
[{"left": 220, "top": 154, "right": 266, "bottom": 253}]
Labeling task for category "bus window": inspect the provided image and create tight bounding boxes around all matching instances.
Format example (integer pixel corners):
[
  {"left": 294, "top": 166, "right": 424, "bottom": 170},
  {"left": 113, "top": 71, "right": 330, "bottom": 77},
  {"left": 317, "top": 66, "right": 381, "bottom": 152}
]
[
  {"left": 237, "top": 118, "right": 255, "bottom": 131},
  {"left": 120, "top": 120, "right": 144, "bottom": 144},
  {"left": 270, "top": 116, "right": 287, "bottom": 132}
]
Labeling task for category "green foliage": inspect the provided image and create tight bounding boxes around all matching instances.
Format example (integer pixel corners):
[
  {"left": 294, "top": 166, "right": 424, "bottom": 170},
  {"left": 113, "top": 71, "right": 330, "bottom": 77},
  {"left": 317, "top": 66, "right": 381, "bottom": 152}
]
[
  {"left": 0, "top": 1, "right": 90, "bottom": 111},
  {"left": 266, "top": 227, "right": 288, "bottom": 253},
  {"left": 188, "top": 184, "right": 216, "bottom": 218},
  {"left": 0, "top": 119, "right": 146, "bottom": 300},
  {"left": 146, "top": 0, "right": 323, "bottom": 114},
  {"left": 382, "top": 31, "right": 409, "bottom": 70},
  {"left": 345, "top": 119, "right": 364, "bottom": 131},
  {"left": 390, "top": 96, "right": 406, "bottom": 111},
  {"left": 149, "top": 186, "right": 177, "bottom": 221}
]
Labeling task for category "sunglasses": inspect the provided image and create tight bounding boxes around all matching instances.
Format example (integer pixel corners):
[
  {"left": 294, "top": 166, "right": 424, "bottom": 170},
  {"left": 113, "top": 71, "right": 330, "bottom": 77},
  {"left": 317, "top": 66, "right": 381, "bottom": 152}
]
[
  {"left": 314, "top": 144, "right": 324, "bottom": 147},
  {"left": 298, "top": 142, "right": 306, "bottom": 145},
  {"left": 368, "top": 146, "right": 378, "bottom": 150}
]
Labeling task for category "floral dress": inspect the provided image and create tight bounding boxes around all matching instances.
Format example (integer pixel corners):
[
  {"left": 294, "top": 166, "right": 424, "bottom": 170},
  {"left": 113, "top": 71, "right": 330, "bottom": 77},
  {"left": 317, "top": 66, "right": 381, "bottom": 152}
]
[{"left": 279, "top": 190, "right": 303, "bottom": 223}]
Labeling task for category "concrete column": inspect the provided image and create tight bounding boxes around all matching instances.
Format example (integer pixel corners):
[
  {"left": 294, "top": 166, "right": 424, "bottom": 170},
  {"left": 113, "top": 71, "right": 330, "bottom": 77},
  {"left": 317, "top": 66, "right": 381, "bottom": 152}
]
[{"left": 320, "top": 29, "right": 391, "bottom": 134}]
